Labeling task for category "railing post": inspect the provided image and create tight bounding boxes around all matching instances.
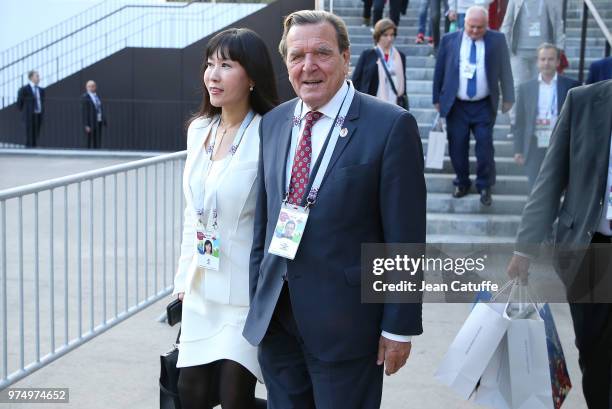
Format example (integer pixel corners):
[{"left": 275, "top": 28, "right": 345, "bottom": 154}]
[{"left": 578, "top": 1, "right": 588, "bottom": 83}]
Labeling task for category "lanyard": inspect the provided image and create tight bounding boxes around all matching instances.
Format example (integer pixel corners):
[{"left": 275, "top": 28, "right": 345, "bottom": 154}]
[
  {"left": 284, "top": 81, "right": 355, "bottom": 207},
  {"left": 539, "top": 81, "right": 557, "bottom": 119},
  {"left": 195, "top": 110, "right": 256, "bottom": 226}
]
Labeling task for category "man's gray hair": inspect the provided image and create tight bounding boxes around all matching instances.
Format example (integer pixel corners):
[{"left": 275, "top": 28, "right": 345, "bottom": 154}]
[
  {"left": 27, "top": 70, "right": 38, "bottom": 80},
  {"left": 278, "top": 10, "right": 350, "bottom": 59},
  {"left": 537, "top": 42, "right": 561, "bottom": 59},
  {"left": 465, "top": 5, "right": 489, "bottom": 22}
]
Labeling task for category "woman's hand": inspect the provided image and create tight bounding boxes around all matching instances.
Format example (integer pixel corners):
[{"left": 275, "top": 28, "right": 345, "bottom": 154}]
[{"left": 178, "top": 292, "right": 184, "bottom": 301}]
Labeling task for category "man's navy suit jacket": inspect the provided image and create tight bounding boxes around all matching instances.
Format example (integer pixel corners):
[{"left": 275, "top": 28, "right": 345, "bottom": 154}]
[
  {"left": 587, "top": 57, "right": 612, "bottom": 84},
  {"left": 433, "top": 30, "right": 515, "bottom": 118},
  {"left": 16, "top": 84, "right": 45, "bottom": 121},
  {"left": 243, "top": 90, "right": 426, "bottom": 362}
]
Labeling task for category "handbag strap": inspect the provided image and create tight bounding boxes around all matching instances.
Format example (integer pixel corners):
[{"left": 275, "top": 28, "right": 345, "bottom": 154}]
[
  {"left": 375, "top": 47, "right": 401, "bottom": 97},
  {"left": 175, "top": 327, "right": 181, "bottom": 345}
]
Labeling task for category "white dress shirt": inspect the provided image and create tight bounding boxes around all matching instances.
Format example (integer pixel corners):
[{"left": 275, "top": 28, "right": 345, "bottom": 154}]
[
  {"left": 457, "top": 31, "right": 489, "bottom": 101},
  {"left": 537, "top": 73, "right": 558, "bottom": 121},
  {"left": 596, "top": 132, "right": 612, "bottom": 235},
  {"left": 87, "top": 91, "right": 103, "bottom": 122},
  {"left": 285, "top": 81, "right": 413, "bottom": 343},
  {"left": 29, "top": 81, "right": 42, "bottom": 113}
]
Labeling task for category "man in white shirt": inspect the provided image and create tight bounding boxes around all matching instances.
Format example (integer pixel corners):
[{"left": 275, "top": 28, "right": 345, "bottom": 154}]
[
  {"left": 244, "top": 9, "right": 426, "bottom": 409},
  {"left": 16, "top": 70, "right": 45, "bottom": 147},
  {"left": 433, "top": 6, "right": 514, "bottom": 205},
  {"left": 513, "top": 43, "right": 580, "bottom": 191},
  {"left": 81, "top": 80, "right": 106, "bottom": 149},
  {"left": 508, "top": 79, "right": 612, "bottom": 409},
  {"left": 501, "top": 0, "right": 565, "bottom": 132}
]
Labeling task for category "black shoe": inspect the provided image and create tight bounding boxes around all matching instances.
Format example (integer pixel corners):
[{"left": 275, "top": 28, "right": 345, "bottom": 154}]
[
  {"left": 480, "top": 189, "right": 492, "bottom": 206},
  {"left": 452, "top": 186, "right": 469, "bottom": 198}
]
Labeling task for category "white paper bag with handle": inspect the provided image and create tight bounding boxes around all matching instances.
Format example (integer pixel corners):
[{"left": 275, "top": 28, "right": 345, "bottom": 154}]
[
  {"left": 475, "top": 286, "right": 554, "bottom": 409},
  {"left": 435, "top": 301, "right": 510, "bottom": 399},
  {"left": 474, "top": 332, "right": 512, "bottom": 409},
  {"left": 506, "top": 310, "right": 554, "bottom": 409},
  {"left": 426, "top": 113, "right": 446, "bottom": 169}
]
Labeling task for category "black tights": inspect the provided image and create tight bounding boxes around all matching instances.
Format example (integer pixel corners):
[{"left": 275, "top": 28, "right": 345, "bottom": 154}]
[{"left": 177, "top": 359, "right": 266, "bottom": 409}]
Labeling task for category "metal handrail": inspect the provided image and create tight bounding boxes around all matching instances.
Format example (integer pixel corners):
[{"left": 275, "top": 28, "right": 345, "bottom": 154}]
[
  {"left": 0, "top": 151, "right": 186, "bottom": 200},
  {"left": 578, "top": 0, "right": 612, "bottom": 82},
  {"left": 1, "top": 0, "right": 118, "bottom": 66},
  {"left": 0, "top": 2, "right": 267, "bottom": 108},
  {"left": 0, "top": 150, "right": 188, "bottom": 388},
  {"left": 0, "top": 1, "right": 199, "bottom": 73}
]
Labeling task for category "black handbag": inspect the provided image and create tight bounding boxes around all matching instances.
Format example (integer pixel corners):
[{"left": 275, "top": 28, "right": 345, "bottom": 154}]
[
  {"left": 166, "top": 298, "right": 182, "bottom": 327},
  {"left": 375, "top": 47, "right": 409, "bottom": 110},
  {"left": 160, "top": 328, "right": 182, "bottom": 409}
]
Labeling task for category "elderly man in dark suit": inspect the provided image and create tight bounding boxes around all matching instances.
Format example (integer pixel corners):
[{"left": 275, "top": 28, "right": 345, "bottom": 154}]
[
  {"left": 587, "top": 56, "right": 612, "bottom": 85},
  {"left": 16, "top": 70, "right": 45, "bottom": 147},
  {"left": 243, "top": 9, "right": 425, "bottom": 409},
  {"left": 81, "top": 80, "right": 106, "bottom": 149},
  {"left": 433, "top": 5, "right": 514, "bottom": 206},
  {"left": 508, "top": 79, "right": 612, "bottom": 409},
  {"left": 513, "top": 43, "right": 580, "bottom": 191}
]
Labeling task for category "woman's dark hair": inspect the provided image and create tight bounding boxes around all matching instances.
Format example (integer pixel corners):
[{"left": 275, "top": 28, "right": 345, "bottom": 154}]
[{"left": 190, "top": 28, "right": 279, "bottom": 124}]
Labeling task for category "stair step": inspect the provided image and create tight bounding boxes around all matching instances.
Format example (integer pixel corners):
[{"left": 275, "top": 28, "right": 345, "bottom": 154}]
[
  {"left": 419, "top": 124, "right": 512, "bottom": 141},
  {"left": 422, "top": 139, "right": 515, "bottom": 157},
  {"left": 426, "top": 233, "right": 516, "bottom": 243},
  {"left": 411, "top": 109, "right": 511, "bottom": 126},
  {"left": 426, "top": 174, "right": 529, "bottom": 195},
  {"left": 426, "top": 156, "right": 523, "bottom": 175},
  {"left": 427, "top": 213, "right": 522, "bottom": 236},
  {"left": 427, "top": 192, "right": 527, "bottom": 215}
]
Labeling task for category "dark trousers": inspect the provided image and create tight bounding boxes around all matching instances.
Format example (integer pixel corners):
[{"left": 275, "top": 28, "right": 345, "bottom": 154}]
[
  {"left": 430, "top": 0, "right": 450, "bottom": 49},
  {"left": 524, "top": 138, "right": 547, "bottom": 193},
  {"left": 86, "top": 122, "right": 103, "bottom": 149},
  {"left": 363, "top": 0, "right": 402, "bottom": 26},
  {"left": 258, "top": 284, "right": 384, "bottom": 409},
  {"left": 568, "top": 234, "right": 612, "bottom": 409},
  {"left": 446, "top": 98, "right": 496, "bottom": 191},
  {"left": 25, "top": 113, "right": 42, "bottom": 147}
]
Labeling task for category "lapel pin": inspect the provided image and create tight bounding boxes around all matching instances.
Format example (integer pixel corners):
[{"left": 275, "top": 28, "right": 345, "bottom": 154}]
[{"left": 340, "top": 128, "right": 348, "bottom": 138}]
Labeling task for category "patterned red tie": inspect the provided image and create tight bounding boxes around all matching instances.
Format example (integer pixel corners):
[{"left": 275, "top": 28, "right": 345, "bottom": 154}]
[{"left": 288, "top": 111, "right": 322, "bottom": 205}]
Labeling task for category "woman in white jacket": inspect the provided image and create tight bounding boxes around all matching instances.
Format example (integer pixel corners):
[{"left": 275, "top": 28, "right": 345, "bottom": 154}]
[{"left": 173, "top": 28, "right": 278, "bottom": 409}]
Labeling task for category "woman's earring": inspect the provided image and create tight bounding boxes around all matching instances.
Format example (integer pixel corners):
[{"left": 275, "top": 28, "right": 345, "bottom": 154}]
[{"left": 249, "top": 85, "right": 254, "bottom": 92}]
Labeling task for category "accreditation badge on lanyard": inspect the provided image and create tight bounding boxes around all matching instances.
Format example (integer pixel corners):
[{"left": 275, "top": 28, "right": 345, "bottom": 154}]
[
  {"left": 195, "top": 110, "right": 255, "bottom": 270},
  {"left": 535, "top": 88, "right": 557, "bottom": 148},
  {"left": 535, "top": 117, "right": 554, "bottom": 148},
  {"left": 267, "top": 82, "right": 356, "bottom": 260}
]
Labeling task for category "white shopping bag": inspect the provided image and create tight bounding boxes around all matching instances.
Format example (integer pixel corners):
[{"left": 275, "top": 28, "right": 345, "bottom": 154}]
[
  {"left": 475, "top": 298, "right": 554, "bottom": 409},
  {"left": 435, "top": 301, "right": 510, "bottom": 399},
  {"left": 506, "top": 311, "right": 554, "bottom": 409},
  {"left": 474, "top": 333, "right": 512, "bottom": 409},
  {"left": 426, "top": 114, "right": 446, "bottom": 169}
]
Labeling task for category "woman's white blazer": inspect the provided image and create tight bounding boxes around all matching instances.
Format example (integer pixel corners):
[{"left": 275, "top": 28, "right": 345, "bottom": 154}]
[{"left": 172, "top": 114, "right": 260, "bottom": 309}]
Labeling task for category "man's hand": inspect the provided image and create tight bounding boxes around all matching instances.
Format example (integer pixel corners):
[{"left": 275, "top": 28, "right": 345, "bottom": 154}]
[
  {"left": 502, "top": 101, "right": 514, "bottom": 114},
  {"left": 514, "top": 153, "right": 525, "bottom": 165},
  {"left": 434, "top": 103, "right": 440, "bottom": 112},
  {"left": 506, "top": 254, "right": 530, "bottom": 284},
  {"left": 85, "top": 126, "right": 91, "bottom": 133},
  {"left": 448, "top": 10, "right": 457, "bottom": 21},
  {"left": 377, "top": 336, "right": 411, "bottom": 376}
]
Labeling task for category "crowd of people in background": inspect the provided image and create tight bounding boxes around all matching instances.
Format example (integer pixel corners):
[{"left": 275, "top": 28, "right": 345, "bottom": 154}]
[{"left": 10, "top": 1, "right": 612, "bottom": 408}]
